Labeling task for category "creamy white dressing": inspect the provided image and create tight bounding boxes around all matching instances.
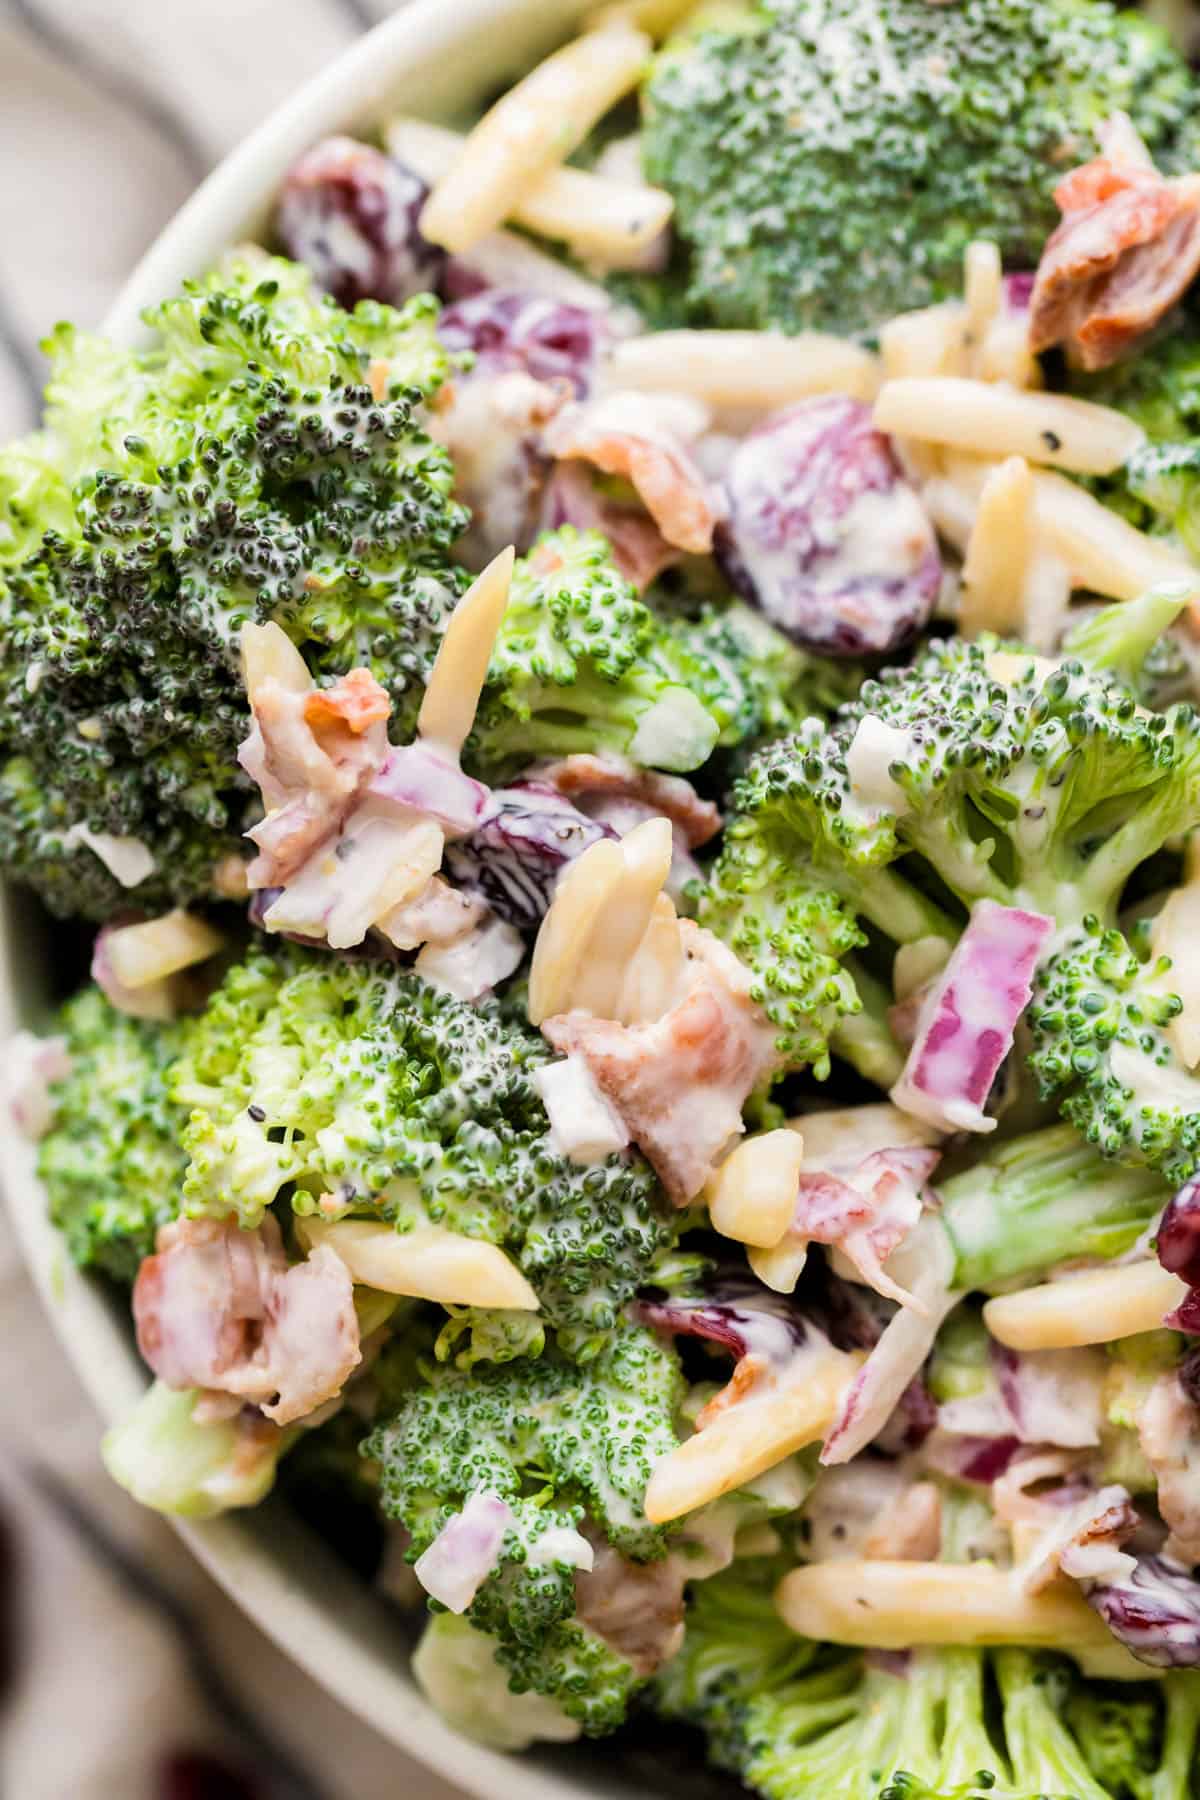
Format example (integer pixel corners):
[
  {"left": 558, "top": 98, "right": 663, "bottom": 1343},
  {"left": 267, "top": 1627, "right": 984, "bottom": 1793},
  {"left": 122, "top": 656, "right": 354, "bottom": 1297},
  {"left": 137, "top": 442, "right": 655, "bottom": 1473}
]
[{"left": 844, "top": 714, "right": 913, "bottom": 823}]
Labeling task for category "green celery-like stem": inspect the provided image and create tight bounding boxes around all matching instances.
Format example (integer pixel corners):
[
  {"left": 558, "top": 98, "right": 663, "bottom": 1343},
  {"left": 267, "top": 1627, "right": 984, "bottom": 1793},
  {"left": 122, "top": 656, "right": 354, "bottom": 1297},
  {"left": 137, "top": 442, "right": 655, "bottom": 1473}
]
[{"left": 940, "top": 1124, "right": 1168, "bottom": 1291}]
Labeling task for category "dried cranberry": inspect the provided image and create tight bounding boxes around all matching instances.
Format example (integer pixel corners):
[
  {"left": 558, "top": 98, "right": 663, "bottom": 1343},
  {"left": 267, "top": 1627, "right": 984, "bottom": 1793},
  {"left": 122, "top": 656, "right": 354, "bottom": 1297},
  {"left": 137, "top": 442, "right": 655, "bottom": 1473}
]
[
  {"left": 1180, "top": 1346, "right": 1200, "bottom": 1406},
  {"left": 714, "top": 397, "right": 941, "bottom": 657},
  {"left": 1158, "top": 1176, "right": 1200, "bottom": 1287},
  {"left": 437, "top": 290, "right": 602, "bottom": 394},
  {"left": 444, "top": 784, "right": 614, "bottom": 929},
  {"left": 276, "top": 136, "right": 444, "bottom": 309}
]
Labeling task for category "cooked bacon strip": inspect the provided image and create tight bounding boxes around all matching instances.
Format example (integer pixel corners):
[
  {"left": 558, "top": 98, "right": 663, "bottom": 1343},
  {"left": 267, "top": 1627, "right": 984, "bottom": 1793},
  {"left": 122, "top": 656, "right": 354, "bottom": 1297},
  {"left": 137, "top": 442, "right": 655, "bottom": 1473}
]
[
  {"left": 574, "top": 1540, "right": 686, "bottom": 1676},
  {"left": 1030, "top": 152, "right": 1200, "bottom": 371},
  {"left": 133, "top": 1215, "right": 360, "bottom": 1426},
  {"left": 543, "top": 922, "right": 777, "bottom": 1203},
  {"left": 543, "top": 390, "right": 719, "bottom": 554},
  {"left": 862, "top": 1480, "right": 942, "bottom": 1562}
]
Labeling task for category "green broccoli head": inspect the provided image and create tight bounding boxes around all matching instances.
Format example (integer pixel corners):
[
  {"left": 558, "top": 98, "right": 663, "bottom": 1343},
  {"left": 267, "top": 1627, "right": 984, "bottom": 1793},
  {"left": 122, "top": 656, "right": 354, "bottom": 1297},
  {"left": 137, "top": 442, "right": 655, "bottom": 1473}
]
[
  {"left": 467, "top": 528, "right": 733, "bottom": 780},
  {"left": 37, "top": 986, "right": 193, "bottom": 1282},
  {"left": 170, "top": 946, "right": 676, "bottom": 1349},
  {"left": 640, "top": 0, "right": 1200, "bottom": 336},
  {"left": 704, "top": 635, "right": 1200, "bottom": 1081},
  {"left": 1069, "top": 322, "right": 1200, "bottom": 541},
  {"left": 1028, "top": 915, "right": 1200, "bottom": 1185},
  {"left": 0, "top": 255, "right": 466, "bottom": 919},
  {"left": 364, "top": 1320, "right": 684, "bottom": 1733}
]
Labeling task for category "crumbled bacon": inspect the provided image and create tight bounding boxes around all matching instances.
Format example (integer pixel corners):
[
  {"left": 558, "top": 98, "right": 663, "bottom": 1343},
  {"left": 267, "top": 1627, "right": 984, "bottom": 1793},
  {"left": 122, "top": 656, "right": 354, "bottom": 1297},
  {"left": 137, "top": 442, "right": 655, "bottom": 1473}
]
[
  {"left": 531, "top": 753, "right": 722, "bottom": 849},
  {"left": 1139, "top": 1372, "right": 1200, "bottom": 1566},
  {"left": 574, "top": 1541, "right": 686, "bottom": 1676},
  {"left": 540, "top": 461, "right": 683, "bottom": 590},
  {"left": 431, "top": 368, "right": 570, "bottom": 566},
  {"left": 862, "top": 1480, "right": 942, "bottom": 1562},
  {"left": 543, "top": 391, "right": 720, "bottom": 555},
  {"left": 789, "top": 1146, "right": 939, "bottom": 1308},
  {"left": 543, "top": 922, "right": 777, "bottom": 1204},
  {"left": 1029, "top": 150, "right": 1200, "bottom": 371},
  {"left": 133, "top": 1215, "right": 360, "bottom": 1426},
  {"left": 239, "top": 668, "right": 392, "bottom": 886}
]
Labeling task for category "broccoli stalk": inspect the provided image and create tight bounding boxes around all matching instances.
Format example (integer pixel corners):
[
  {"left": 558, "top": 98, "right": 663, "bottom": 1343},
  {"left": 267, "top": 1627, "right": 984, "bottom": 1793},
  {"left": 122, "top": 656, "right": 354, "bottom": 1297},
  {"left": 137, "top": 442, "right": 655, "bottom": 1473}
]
[
  {"left": 364, "top": 1321, "right": 684, "bottom": 1734},
  {"left": 939, "top": 1123, "right": 1170, "bottom": 1291},
  {"left": 101, "top": 1381, "right": 285, "bottom": 1518}
]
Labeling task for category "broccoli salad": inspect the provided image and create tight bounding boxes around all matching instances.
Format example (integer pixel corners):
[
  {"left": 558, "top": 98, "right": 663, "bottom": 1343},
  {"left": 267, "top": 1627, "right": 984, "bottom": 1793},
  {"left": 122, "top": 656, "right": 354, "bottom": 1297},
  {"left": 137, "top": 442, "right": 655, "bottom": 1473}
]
[{"left": 15, "top": 0, "right": 1200, "bottom": 1790}]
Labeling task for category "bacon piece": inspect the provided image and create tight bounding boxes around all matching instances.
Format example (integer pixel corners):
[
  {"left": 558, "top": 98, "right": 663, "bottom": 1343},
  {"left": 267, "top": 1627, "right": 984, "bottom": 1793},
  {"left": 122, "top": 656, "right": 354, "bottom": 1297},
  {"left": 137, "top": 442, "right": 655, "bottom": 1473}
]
[
  {"left": 531, "top": 752, "right": 721, "bottom": 849},
  {"left": 540, "top": 460, "right": 682, "bottom": 590},
  {"left": 574, "top": 1541, "right": 686, "bottom": 1676},
  {"left": 862, "top": 1480, "right": 942, "bottom": 1562},
  {"left": 789, "top": 1146, "right": 939, "bottom": 1309},
  {"left": 133, "top": 1215, "right": 360, "bottom": 1426},
  {"left": 543, "top": 390, "right": 719, "bottom": 555},
  {"left": 1139, "top": 1372, "right": 1200, "bottom": 1566},
  {"left": 239, "top": 668, "right": 392, "bottom": 887},
  {"left": 1030, "top": 152, "right": 1200, "bottom": 371},
  {"left": 543, "top": 922, "right": 777, "bottom": 1203}
]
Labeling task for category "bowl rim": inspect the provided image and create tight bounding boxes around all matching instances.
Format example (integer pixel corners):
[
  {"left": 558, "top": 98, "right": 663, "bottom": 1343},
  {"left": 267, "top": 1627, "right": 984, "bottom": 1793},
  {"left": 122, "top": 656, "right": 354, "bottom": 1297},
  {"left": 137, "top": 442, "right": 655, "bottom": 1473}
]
[{"left": 0, "top": 3, "right": 646, "bottom": 1795}]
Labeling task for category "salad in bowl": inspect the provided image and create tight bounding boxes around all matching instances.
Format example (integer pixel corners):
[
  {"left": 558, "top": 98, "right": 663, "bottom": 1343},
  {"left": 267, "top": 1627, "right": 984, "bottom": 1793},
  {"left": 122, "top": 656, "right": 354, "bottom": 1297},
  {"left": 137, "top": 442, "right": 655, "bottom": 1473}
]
[{"left": 8, "top": 0, "right": 1200, "bottom": 1791}]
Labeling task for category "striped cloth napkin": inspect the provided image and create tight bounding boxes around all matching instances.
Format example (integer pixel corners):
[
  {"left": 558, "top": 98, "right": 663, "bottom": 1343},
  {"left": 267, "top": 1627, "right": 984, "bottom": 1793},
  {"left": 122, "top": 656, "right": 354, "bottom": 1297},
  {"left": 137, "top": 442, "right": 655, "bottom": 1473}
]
[{"left": 0, "top": 3, "right": 463, "bottom": 1795}]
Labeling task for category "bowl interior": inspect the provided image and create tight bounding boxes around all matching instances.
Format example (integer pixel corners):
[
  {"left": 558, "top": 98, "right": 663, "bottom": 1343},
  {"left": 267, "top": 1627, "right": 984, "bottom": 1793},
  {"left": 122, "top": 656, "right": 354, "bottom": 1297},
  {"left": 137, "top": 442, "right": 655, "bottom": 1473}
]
[{"left": 0, "top": 4, "right": 737, "bottom": 1795}]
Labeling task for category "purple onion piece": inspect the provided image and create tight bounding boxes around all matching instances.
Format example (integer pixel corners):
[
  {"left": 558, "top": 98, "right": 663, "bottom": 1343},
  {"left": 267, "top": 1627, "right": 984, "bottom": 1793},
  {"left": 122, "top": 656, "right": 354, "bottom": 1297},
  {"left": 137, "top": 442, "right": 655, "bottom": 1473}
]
[
  {"left": 275, "top": 136, "right": 444, "bottom": 309},
  {"left": 443, "top": 784, "right": 615, "bottom": 930},
  {"left": 437, "top": 289, "right": 603, "bottom": 394},
  {"left": 714, "top": 396, "right": 941, "bottom": 656},
  {"left": 1003, "top": 272, "right": 1037, "bottom": 311},
  {"left": 925, "top": 1433, "right": 1022, "bottom": 1486},
  {"left": 891, "top": 900, "right": 1053, "bottom": 1134},
  {"left": 1084, "top": 1555, "right": 1200, "bottom": 1669},
  {"left": 1159, "top": 1175, "right": 1200, "bottom": 1288},
  {"left": 366, "top": 742, "right": 489, "bottom": 836}
]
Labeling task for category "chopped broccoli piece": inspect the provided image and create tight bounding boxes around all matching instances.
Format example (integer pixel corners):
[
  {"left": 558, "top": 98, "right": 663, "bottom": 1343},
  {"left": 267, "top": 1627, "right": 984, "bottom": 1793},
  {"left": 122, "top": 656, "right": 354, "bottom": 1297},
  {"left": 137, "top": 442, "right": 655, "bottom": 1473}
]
[
  {"left": 640, "top": 0, "right": 1200, "bottom": 336},
  {"left": 37, "top": 986, "right": 193, "bottom": 1282},
  {"left": 654, "top": 1556, "right": 1175, "bottom": 1799},
  {"left": 1070, "top": 323, "right": 1200, "bottom": 541},
  {"left": 468, "top": 528, "right": 734, "bottom": 779},
  {"left": 101, "top": 1380, "right": 284, "bottom": 1519},
  {"left": 704, "top": 636, "right": 1200, "bottom": 1081},
  {"left": 1060, "top": 587, "right": 1197, "bottom": 699},
  {"left": 170, "top": 946, "right": 675, "bottom": 1350},
  {"left": 364, "top": 1321, "right": 684, "bottom": 1733},
  {"left": 940, "top": 1121, "right": 1169, "bottom": 1291},
  {"left": 412, "top": 1613, "right": 581, "bottom": 1751},
  {"left": 1028, "top": 915, "right": 1200, "bottom": 1185},
  {"left": 0, "top": 255, "right": 465, "bottom": 919}
]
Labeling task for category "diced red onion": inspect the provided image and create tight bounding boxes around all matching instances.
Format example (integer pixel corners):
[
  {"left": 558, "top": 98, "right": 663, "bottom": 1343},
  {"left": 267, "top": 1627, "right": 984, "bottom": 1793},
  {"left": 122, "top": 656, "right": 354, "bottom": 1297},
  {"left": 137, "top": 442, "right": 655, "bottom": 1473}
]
[
  {"left": 891, "top": 900, "right": 1053, "bottom": 1134},
  {"left": 366, "top": 742, "right": 490, "bottom": 837},
  {"left": 413, "top": 1492, "right": 514, "bottom": 1613}
]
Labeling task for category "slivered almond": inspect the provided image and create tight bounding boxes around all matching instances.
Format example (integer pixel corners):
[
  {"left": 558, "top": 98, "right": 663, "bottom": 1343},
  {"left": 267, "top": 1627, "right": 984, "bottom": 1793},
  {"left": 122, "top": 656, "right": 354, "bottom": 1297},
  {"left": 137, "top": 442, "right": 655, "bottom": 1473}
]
[
  {"left": 240, "top": 620, "right": 312, "bottom": 699},
  {"left": 417, "top": 547, "right": 514, "bottom": 757},
  {"left": 299, "top": 1218, "right": 539, "bottom": 1310}
]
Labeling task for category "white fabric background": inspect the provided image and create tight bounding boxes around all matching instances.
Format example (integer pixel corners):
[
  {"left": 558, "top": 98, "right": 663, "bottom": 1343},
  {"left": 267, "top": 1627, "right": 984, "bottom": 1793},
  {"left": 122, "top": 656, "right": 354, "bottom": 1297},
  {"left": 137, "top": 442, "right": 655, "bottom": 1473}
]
[{"left": 0, "top": 3, "right": 465, "bottom": 1794}]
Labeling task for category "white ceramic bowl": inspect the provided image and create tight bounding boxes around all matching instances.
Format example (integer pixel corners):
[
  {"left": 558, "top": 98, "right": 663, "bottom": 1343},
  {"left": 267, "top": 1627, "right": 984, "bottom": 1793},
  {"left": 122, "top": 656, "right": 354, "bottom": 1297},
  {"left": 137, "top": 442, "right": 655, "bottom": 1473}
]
[{"left": 0, "top": 7, "right": 693, "bottom": 1794}]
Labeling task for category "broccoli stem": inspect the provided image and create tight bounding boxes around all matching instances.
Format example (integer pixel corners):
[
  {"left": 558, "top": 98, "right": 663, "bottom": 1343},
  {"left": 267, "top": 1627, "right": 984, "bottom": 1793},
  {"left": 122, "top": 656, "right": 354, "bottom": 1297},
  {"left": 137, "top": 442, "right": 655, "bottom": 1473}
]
[
  {"left": 829, "top": 959, "right": 904, "bottom": 1089},
  {"left": 852, "top": 865, "right": 960, "bottom": 949},
  {"left": 940, "top": 1124, "right": 1168, "bottom": 1292}
]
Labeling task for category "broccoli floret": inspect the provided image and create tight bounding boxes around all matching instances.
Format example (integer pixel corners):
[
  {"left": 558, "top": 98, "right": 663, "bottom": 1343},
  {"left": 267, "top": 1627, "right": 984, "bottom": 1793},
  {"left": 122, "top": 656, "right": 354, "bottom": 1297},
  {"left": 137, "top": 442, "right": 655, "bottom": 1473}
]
[
  {"left": 467, "top": 525, "right": 734, "bottom": 781},
  {"left": 0, "top": 255, "right": 465, "bottom": 919},
  {"left": 37, "top": 986, "right": 193, "bottom": 1282},
  {"left": 1027, "top": 914, "right": 1200, "bottom": 1184},
  {"left": 1060, "top": 586, "right": 1197, "bottom": 702},
  {"left": 1066, "top": 1674, "right": 1200, "bottom": 1800},
  {"left": 639, "top": 0, "right": 1200, "bottom": 336},
  {"left": 1069, "top": 323, "right": 1200, "bottom": 538},
  {"left": 939, "top": 1121, "right": 1169, "bottom": 1290},
  {"left": 364, "top": 1321, "right": 684, "bottom": 1734},
  {"left": 412, "top": 1614, "right": 581, "bottom": 1751},
  {"left": 705, "top": 636, "right": 1200, "bottom": 1079},
  {"left": 170, "top": 946, "right": 675, "bottom": 1350}
]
